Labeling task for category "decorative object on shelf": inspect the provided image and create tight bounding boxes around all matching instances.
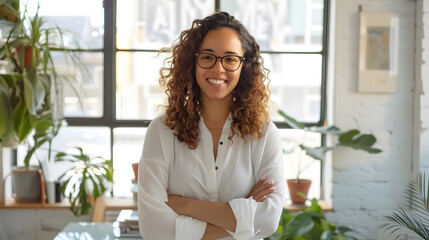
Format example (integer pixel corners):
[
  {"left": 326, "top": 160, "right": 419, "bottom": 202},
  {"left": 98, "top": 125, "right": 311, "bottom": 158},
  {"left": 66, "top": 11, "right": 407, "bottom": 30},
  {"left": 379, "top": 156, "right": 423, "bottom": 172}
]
[
  {"left": 378, "top": 172, "right": 429, "bottom": 239},
  {"left": 2, "top": 165, "right": 46, "bottom": 204},
  {"left": 278, "top": 110, "right": 382, "bottom": 204},
  {"left": 265, "top": 198, "right": 357, "bottom": 240},
  {"left": 55, "top": 147, "right": 113, "bottom": 216},
  {"left": 0, "top": 5, "right": 84, "bottom": 203},
  {"left": 358, "top": 12, "right": 399, "bottom": 93}
]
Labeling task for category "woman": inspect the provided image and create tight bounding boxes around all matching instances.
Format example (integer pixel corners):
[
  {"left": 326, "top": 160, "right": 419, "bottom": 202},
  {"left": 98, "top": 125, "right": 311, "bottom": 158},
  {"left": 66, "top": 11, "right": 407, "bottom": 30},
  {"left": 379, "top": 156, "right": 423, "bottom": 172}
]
[{"left": 138, "top": 11, "right": 285, "bottom": 240}]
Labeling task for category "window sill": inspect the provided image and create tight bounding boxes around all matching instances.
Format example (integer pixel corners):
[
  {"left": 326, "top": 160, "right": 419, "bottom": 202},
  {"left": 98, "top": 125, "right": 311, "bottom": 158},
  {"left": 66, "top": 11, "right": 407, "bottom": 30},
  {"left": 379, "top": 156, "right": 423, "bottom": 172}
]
[{"left": 284, "top": 200, "right": 332, "bottom": 212}]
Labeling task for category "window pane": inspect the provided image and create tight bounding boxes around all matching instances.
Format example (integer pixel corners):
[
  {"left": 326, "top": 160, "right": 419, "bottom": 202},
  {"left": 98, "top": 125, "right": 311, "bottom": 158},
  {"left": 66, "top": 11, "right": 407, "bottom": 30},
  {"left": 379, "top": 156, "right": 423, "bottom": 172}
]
[
  {"left": 116, "top": 52, "right": 167, "bottom": 120},
  {"left": 279, "top": 128, "right": 321, "bottom": 201},
  {"left": 24, "top": 0, "right": 104, "bottom": 49},
  {"left": 220, "top": 0, "right": 324, "bottom": 52},
  {"left": 21, "top": 0, "right": 104, "bottom": 117},
  {"left": 17, "top": 127, "right": 111, "bottom": 182},
  {"left": 113, "top": 128, "right": 146, "bottom": 198},
  {"left": 265, "top": 54, "right": 322, "bottom": 123},
  {"left": 117, "top": 0, "right": 215, "bottom": 50},
  {"left": 53, "top": 51, "right": 104, "bottom": 118}
]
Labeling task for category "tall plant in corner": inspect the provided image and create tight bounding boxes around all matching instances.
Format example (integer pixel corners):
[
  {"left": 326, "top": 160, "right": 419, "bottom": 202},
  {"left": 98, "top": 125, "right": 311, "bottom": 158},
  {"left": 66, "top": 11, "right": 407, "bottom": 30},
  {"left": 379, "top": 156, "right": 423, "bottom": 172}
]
[
  {"left": 0, "top": 4, "right": 83, "bottom": 169},
  {"left": 379, "top": 172, "right": 429, "bottom": 239}
]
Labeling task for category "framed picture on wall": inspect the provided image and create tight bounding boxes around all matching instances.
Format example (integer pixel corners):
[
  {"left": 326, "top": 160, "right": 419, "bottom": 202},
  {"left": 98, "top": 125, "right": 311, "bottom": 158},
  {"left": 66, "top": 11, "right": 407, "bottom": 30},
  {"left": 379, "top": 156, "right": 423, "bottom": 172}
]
[{"left": 358, "top": 12, "right": 399, "bottom": 93}]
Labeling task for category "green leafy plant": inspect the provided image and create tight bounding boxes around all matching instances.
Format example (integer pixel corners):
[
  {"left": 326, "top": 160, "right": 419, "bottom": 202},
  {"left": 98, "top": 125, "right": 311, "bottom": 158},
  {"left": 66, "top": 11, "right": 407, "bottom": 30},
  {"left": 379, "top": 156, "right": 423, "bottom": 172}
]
[
  {"left": 0, "top": 5, "right": 84, "bottom": 169},
  {"left": 379, "top": 172, "right": 429, "bottom": 239},
  {"left": 266, "top": 198, "right": 357, "bottom": 240},
  {"left": 55, "top": 147, "right": 114, "bottom": 216},
  {"left": 278, "top": 110, "right": 382, "bottom": 180}
]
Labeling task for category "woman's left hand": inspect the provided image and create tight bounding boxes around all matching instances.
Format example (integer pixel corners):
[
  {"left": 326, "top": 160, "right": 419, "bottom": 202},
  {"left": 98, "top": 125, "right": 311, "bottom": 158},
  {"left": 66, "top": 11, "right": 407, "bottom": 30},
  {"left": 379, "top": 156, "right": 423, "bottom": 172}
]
[{"left": 246, "top": 178, "right": 274, "bottom": 202}]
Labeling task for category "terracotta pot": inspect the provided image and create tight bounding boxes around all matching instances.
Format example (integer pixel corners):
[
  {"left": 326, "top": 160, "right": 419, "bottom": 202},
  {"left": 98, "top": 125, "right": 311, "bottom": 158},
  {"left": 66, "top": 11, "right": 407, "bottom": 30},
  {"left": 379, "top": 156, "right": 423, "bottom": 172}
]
[
  {"left": 287, "top": 179, "right": 312, "bottom": 205},
  {"left": 16, "top": 46, "right": 33, "bottom": 68}
]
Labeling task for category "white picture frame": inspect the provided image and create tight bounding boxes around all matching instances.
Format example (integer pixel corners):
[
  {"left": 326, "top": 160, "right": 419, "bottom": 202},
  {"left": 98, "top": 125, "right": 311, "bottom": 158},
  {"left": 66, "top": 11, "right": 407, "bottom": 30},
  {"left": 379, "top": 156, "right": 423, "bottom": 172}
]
[{"left": 358, "top": 12, "right": 399, "bottom": 93}]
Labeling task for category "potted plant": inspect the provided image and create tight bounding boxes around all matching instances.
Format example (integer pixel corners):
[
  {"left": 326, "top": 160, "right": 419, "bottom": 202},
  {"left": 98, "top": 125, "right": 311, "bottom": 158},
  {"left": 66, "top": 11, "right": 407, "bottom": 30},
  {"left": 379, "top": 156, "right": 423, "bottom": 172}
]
[
  {"left": 0, "top": 5, "right": 83, "bottom": 203},
  {"left": 378, "top": 172, "right": 429, "bottom": 239},
  {"left": 265, "top": 198, "right": 357, "bottom": 240},
  {"left": 55, "top": 147, "right": 114, "bottom": 216},
  {"left": 278, "top": 110, "right": 382, "bottom": 204}
]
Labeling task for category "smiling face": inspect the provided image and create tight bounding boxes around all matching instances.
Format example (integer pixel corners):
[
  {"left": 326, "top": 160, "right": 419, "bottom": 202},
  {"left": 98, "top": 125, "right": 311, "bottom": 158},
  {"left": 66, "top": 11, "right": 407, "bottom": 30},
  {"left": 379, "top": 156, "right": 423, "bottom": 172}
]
[{"left": 195, "top": 27, "right": 244, "bottom": 105}]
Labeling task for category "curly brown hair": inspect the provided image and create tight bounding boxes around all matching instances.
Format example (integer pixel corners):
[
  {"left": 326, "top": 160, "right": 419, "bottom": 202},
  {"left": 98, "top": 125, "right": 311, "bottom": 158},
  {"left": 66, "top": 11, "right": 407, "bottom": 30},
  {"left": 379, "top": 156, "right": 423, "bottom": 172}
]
[{"left": 159, "top": 11, "right": 270, "bottom": 149}]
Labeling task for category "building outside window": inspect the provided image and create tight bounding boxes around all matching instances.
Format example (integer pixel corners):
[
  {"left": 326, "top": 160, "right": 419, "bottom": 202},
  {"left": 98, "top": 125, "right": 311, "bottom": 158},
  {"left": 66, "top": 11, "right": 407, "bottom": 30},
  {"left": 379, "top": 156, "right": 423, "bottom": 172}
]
[{"left": 18, "top": 0, "right": 328, "bottom": 201}]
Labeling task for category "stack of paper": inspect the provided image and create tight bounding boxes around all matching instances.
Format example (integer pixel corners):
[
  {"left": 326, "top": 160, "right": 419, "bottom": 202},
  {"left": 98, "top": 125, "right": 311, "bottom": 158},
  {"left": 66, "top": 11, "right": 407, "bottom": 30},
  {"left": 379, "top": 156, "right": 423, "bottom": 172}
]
[{"left": 115, "top": 209, "right": 141, "bottom": 238}]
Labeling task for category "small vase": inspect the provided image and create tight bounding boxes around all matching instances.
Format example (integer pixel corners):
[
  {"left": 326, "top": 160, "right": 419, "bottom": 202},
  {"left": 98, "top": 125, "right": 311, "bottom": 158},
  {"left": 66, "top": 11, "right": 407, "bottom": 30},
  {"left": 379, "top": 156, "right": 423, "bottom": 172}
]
[
  {"left": 46, "top": 181, "right": 56, "bottom": 204},
  {"left": 287, "top": 179, "right": 312, "bottom": 205}
]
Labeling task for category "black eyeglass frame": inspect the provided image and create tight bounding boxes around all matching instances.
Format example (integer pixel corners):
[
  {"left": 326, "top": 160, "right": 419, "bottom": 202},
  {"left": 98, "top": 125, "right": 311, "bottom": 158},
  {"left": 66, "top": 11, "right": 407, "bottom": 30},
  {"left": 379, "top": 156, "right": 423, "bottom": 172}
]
[{"left": 195, "top": 53, "right": 245, "bottom": 72}]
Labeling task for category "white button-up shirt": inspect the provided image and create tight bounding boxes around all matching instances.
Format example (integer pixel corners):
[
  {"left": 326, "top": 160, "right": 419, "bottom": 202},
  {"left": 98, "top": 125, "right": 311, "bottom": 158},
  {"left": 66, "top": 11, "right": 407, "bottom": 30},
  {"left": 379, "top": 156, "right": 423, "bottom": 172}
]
[{"left": 138, "top": 114, "right": 286, "bottom": 240}]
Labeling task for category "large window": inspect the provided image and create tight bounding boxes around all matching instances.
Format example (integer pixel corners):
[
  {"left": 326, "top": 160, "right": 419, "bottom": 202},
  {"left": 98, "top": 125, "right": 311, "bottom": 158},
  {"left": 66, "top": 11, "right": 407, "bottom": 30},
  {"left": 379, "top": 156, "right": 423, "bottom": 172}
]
[{"left": 20, "top": 0, "right": 328, "bottom": 201}]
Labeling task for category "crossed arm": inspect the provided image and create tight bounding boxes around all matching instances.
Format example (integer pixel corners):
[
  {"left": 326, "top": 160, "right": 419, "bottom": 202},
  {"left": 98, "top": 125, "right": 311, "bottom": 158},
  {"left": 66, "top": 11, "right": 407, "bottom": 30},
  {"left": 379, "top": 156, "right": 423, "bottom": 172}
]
[{"left": 166, "top": 178, "right": 275, "bottom": 240}]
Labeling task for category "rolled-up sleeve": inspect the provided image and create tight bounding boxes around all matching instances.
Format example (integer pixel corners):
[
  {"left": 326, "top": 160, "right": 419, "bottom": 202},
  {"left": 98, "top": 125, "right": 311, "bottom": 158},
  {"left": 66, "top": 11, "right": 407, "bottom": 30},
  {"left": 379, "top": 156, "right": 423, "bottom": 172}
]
[
  {"left": 226, "top": 122, "right": 286, "bottom": 240},
  {"left": 227, "top": 198, "right": 259, "bottom": 239},
  {"left": 138, "top": 117, "right": 207, "bottom": 240}
]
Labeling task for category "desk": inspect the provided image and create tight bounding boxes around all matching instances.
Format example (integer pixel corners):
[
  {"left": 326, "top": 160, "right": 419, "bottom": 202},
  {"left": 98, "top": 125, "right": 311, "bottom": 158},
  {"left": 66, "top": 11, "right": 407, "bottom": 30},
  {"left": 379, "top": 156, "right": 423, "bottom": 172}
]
[{"left": 53, "top": 222, "right": 142, "bottom": 240}]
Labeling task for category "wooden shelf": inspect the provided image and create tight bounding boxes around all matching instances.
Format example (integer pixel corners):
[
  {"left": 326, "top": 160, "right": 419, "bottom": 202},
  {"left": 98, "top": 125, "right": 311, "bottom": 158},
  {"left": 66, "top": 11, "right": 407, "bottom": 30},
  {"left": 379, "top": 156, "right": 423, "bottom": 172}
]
[
  {"left": 0, "top": 197, "right": 137, "bottom": 210},
  {"left": 0, "top": 198, "right": 71, "bottom": 209}
]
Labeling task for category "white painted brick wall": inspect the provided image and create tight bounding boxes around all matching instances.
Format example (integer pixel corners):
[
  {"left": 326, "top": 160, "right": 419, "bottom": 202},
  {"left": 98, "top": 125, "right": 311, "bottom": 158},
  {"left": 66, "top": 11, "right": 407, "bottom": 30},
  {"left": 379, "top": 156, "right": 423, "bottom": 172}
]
[
  {"left": 327, "top": 0, "right": 420, "bottom": 239},
  {"left": 421, "top": 0, "right": 429, "bottom": 172}
]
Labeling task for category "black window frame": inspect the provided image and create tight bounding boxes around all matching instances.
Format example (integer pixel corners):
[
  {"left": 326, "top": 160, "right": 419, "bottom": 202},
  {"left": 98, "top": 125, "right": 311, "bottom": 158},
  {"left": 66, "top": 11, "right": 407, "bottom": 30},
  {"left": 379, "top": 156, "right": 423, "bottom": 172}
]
[{"left": 65, "top": 0, "right": 330, "bottom": 196}]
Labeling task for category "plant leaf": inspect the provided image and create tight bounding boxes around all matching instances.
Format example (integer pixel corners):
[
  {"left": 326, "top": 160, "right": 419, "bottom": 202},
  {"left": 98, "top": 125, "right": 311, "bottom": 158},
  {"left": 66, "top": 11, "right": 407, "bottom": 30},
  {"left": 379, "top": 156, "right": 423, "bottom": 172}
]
[
  {"left": 337, "top": 226, "right": 354, "bottom": 234},
  {"left": 13, "top": 98, "right": 35, "bottom": 142},
  {"left": 300, "top": 145, "right": 333, "bottom": 161},
  {"left": 306, "top": 125, "right": 342, "bottom": 135},
  {"left": 278, "top": 110, "right": 305, "bottom": 129},
  {"left": 0, "top": 78, "right": 13, "bottom": 141},
  {"left": 305, "top": 198, "right": 322, "bottom": 213},
  {"left": 23, "top": 71, "right": 46, "bottom": 115},
  {"left": 321, "top": 230, "right": 333, "bottom": 240},
  {"left": 338, "top": 130, "right": 382, "bottom": 153},
  {"left": 285, "top": 212, "right": 314, "bottom": 238},
  {"left": 379, "top": 172, "right": 429, "bottom": 239}
]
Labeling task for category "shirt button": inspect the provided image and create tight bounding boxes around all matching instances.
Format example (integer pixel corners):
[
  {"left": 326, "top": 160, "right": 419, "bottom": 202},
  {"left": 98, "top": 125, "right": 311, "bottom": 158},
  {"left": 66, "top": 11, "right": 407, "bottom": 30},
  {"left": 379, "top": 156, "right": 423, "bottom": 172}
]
[
  {"left": 220, "top": 141, "right": 223, "bottom": 145},
  {"left": 209, "top": 193, "right": 218, "bottom": 200}
]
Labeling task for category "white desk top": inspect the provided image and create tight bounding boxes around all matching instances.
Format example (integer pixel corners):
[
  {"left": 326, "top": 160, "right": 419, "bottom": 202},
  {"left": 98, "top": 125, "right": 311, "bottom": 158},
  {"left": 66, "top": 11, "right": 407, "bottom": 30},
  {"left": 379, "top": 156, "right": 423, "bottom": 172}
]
[{"left": 53, "top": 222, "right": 143, "bottom": 240}]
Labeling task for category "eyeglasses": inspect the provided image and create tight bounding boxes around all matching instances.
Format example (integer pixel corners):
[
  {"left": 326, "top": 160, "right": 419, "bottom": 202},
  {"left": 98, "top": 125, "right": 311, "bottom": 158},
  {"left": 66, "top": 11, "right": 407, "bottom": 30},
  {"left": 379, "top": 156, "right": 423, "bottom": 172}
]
[{"left": 195, "top": 53, "right": 245, "bottom": 72}]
